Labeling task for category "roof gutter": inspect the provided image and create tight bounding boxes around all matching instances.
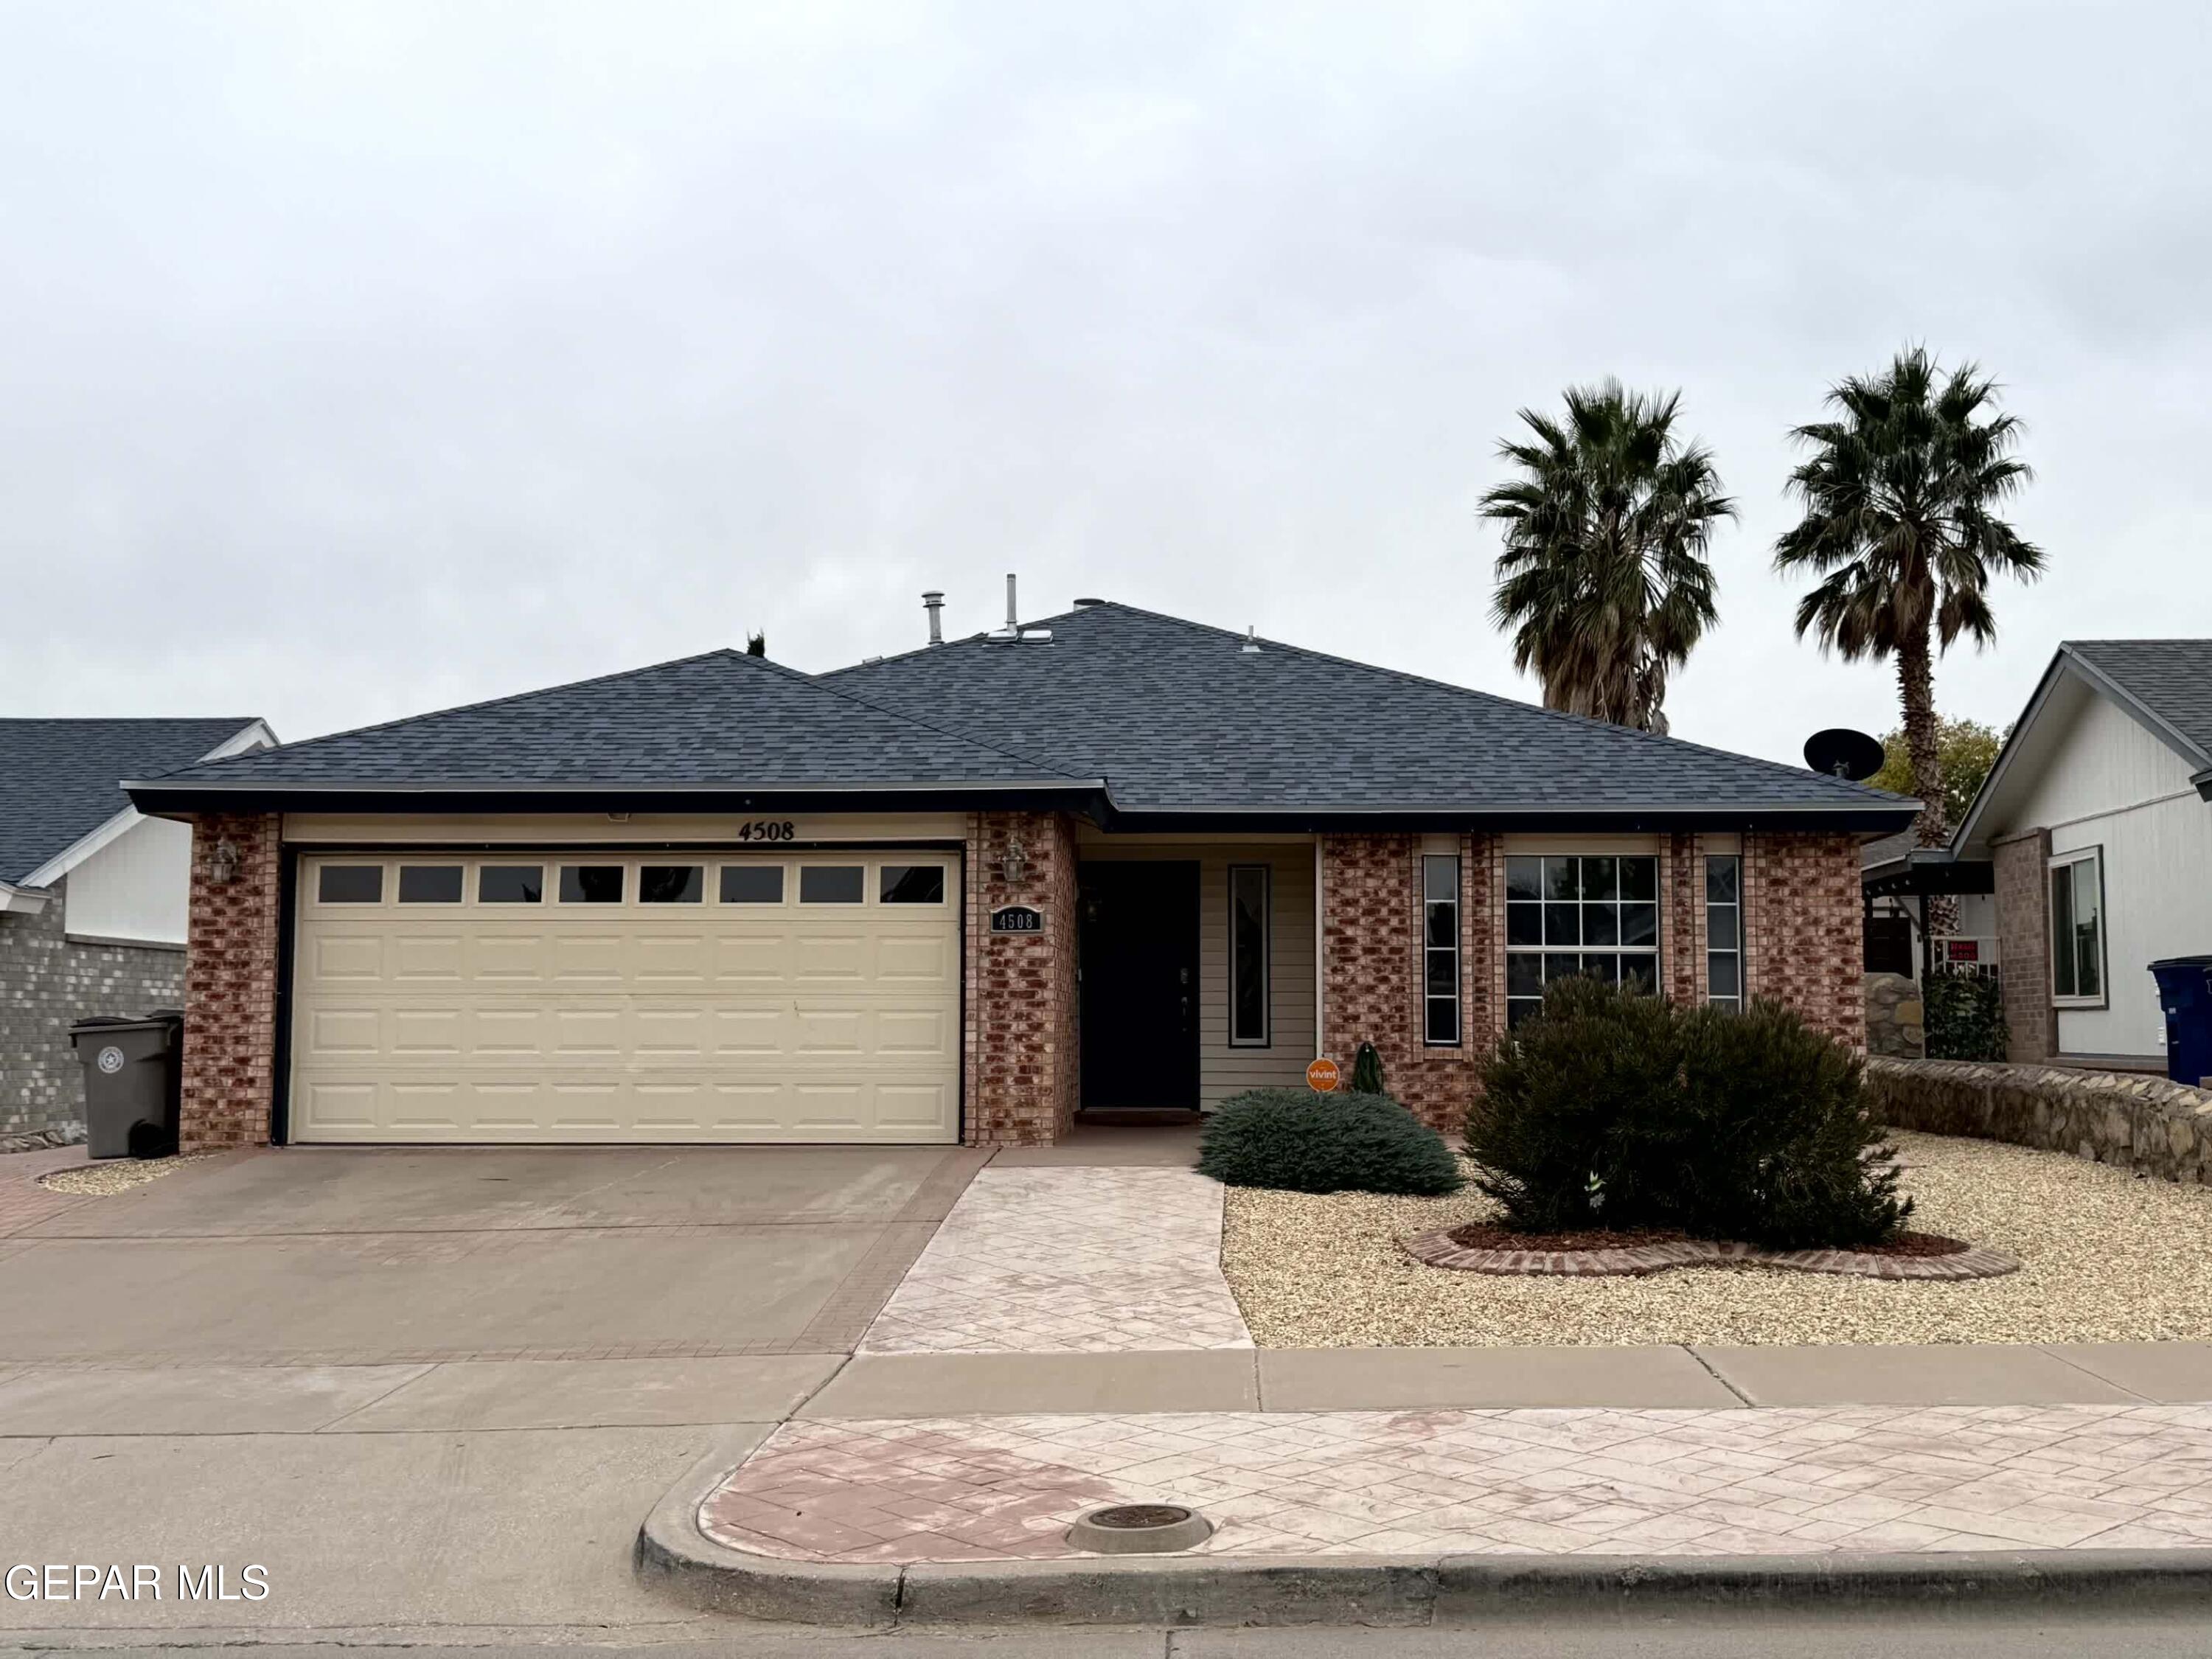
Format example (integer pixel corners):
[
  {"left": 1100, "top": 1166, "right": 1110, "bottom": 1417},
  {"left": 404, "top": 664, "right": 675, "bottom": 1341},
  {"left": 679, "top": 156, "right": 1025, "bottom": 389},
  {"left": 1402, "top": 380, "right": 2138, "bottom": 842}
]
[
  {"left": 1092, "top": 801, "right": 1921, "bottom": 835},
  {"left": 123, "top": 778, "right": 1113, "bottom": 821},
  {"left": 0, "top": 880, "right": 51, "bottom": 914}
]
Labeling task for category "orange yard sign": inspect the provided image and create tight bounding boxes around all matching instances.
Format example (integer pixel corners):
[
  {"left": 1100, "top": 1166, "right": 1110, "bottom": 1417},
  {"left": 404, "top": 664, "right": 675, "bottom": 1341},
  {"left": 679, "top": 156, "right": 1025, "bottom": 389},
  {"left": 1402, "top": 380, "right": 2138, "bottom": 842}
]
[{"left": 1306, "top": 1057, "right": 1341, "bottom": 1092}]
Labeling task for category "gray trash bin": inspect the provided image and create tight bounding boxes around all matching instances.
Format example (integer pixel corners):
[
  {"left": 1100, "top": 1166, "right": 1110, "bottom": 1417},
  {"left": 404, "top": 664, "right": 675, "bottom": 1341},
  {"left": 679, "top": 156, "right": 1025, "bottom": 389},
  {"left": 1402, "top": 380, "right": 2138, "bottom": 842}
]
[{"left": 69, "top": 1012, "right": 184, "bottom": 1160}]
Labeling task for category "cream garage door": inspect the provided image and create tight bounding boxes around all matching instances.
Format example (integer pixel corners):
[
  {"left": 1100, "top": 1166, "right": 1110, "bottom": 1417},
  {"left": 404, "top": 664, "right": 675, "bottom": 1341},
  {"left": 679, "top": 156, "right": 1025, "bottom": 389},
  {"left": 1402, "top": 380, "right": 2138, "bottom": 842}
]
[{"left": 289, "top": 851, "right": 961, "bottom": 1144}]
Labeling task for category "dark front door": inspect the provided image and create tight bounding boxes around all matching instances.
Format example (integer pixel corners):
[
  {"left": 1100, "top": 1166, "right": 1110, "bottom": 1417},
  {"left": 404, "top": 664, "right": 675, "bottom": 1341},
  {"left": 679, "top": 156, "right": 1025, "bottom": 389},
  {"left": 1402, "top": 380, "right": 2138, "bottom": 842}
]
[{"left": 1078, "top": 860, "right": 1201, "bottom": 1110}]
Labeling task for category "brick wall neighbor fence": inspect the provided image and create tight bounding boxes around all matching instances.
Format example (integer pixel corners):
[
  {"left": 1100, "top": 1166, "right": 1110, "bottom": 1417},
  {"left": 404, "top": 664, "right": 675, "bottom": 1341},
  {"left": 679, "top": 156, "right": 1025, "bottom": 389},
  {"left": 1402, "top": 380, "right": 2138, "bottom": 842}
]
[{"left": 1866, "top": 1055, "right": 2212, "bottom": 1187}]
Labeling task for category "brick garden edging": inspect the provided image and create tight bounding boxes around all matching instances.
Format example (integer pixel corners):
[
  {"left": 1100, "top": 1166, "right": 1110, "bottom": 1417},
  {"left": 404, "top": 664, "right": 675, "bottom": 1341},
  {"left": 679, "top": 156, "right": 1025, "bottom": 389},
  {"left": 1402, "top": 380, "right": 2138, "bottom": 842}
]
[{"left": 1399, "top": 1228, "right": 2020, "bottom": 1281}]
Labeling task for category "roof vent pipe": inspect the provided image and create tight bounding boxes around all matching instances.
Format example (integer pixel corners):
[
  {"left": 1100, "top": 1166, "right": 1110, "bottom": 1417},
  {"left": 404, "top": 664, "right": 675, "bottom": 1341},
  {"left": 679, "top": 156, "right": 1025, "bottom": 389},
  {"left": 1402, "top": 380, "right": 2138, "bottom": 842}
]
[
  {"left": 1242, "top": 626, "right": 1262, "bottom": 655},
  {"left": 1005, "top": 573, "right": 1018, "bottom": 630},
  {"left": 922, "top": 591, "right": 944, "bottom": 646}
]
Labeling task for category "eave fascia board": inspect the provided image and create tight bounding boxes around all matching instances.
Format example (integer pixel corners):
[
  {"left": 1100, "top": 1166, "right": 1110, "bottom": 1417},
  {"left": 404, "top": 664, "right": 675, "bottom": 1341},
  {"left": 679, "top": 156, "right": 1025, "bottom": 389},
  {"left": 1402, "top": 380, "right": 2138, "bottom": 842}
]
[
  {"left": 122, "top": 778, "right": 1112, "bottom": 819},
  {"left": 1950, "top": 648, "right": 2070, "bottom": 858},
  {"left": 23, "top": 720, "right": 275, "bottom": 887},
  {"left": 20, "top": 804, "right": 144, "bottom": 890},
  {"left": 2061, "top": 647, "right": 2212, "bottom": 780},
  {"left": 2194, "top": 766, "right": 2212, "bottom": 804},
  {"left": 0, "top": 880, "right": 52, "bottom": 914},
  {"left": 1093, "top": 802, "right": 1922, "bottom": 835}
]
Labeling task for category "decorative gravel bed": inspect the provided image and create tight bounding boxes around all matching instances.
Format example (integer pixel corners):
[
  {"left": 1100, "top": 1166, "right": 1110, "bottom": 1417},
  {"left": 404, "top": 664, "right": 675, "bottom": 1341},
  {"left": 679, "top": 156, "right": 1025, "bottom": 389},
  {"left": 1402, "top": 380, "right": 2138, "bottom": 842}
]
[
  {"left": 38, "top": 1152, "right": 215, "bottom": 1197},
  {"left": 1220, "top": 1130, "right": 2212, "bottom": 1347}
]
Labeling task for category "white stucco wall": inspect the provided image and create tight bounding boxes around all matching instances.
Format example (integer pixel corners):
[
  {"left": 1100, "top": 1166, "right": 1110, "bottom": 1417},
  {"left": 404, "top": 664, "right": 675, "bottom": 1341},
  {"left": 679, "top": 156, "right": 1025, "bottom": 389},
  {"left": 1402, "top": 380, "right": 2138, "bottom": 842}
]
[{"left": 2010, "top": 692, "right": 2212, "bottom": 1058}]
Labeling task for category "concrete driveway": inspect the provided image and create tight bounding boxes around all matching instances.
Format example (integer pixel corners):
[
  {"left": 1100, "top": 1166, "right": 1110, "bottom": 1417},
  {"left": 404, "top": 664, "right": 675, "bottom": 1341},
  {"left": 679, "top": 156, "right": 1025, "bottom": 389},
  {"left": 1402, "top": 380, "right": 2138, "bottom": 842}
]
[
  {"left": 0, "top": 1142, "right": 983, "bottom": 1635},
  {"left": 1, "top": 1144, "right": 980, "bottom": 1365}
]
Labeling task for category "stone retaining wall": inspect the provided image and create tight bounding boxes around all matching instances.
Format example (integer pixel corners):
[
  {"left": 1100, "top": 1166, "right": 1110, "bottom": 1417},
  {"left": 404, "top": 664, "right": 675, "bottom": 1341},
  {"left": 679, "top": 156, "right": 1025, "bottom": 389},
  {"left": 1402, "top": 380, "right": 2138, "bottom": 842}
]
[
  {"left": 1867, "top": 1055, "right": 2212, "bottom": 1186},
  {"left": 1864, "top": 973, "right": 1924, "bottom": 1060}
]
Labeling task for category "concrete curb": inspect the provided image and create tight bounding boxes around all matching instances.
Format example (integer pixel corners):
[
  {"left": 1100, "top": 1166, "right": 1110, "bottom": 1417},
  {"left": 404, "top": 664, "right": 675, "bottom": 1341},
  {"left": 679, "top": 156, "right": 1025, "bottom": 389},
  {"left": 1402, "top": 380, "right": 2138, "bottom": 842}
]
[{"left": 634, "top": 1449, "right": 2212, "bottom": 1626}]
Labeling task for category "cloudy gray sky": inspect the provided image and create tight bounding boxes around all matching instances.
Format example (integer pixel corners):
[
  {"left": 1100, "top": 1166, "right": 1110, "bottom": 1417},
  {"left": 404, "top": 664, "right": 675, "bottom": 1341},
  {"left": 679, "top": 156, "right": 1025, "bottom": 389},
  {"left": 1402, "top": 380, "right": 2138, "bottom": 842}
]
[{"left": 4, "top": 1, "right": 2206, "bottom": 768}]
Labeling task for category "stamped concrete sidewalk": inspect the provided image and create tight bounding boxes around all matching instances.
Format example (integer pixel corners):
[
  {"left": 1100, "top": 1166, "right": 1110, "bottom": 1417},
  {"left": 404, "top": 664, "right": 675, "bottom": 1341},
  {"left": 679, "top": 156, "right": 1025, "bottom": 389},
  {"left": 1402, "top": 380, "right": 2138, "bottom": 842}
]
[{"left": 700, "top": 1399, "right": 2212, "bottom": 1563}]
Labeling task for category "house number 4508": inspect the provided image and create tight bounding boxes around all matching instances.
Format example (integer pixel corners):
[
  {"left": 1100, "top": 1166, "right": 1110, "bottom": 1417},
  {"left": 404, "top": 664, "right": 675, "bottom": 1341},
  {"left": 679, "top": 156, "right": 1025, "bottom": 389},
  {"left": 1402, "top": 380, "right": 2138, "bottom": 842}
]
[{"left": 735, "top": 821, "right": 796, "bottom": 841}]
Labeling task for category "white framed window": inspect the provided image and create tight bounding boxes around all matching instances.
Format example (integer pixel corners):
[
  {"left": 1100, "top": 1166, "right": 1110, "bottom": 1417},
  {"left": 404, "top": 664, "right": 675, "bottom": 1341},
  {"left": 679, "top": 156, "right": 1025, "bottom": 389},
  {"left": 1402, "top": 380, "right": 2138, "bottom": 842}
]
[
  {"left": 1228, "top": 864, "right": 1271, "bottom": 1046},
  {"left": 1506, "top": 855, "right": 1660, "bottom": 1027},
  {"left": 1705, "top": 854, "right": 1743, "bottom": 1009},
  {"left": 2049, "top": 847, "right": 2107, "bottom": 1007},
  {"left": 1422, "top": 855, "right": 1461, "bottom": 1046}
]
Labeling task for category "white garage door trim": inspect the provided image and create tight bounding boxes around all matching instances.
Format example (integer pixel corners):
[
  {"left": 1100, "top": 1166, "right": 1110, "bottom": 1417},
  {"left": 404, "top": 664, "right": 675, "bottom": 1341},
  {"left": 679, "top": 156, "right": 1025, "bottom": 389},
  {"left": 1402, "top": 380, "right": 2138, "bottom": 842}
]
[{"left": 286, "top": 849, "right": 961, "bottom": 1145}]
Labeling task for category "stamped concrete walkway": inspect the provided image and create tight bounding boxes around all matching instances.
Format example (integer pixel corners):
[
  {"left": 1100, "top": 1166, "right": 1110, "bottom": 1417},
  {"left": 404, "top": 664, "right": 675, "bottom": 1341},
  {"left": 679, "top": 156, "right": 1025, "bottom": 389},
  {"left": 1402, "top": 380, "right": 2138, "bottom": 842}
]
[{"left": 860, "top": 1166, "right": 1253, "bottom": 1354}]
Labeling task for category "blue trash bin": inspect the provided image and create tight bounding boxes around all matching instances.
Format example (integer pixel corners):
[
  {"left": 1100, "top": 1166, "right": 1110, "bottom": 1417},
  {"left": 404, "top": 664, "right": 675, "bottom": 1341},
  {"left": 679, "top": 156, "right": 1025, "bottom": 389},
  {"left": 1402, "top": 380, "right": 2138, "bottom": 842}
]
[{"left": 2149, "top": 956, "right": 2212, "bottom": 1087}]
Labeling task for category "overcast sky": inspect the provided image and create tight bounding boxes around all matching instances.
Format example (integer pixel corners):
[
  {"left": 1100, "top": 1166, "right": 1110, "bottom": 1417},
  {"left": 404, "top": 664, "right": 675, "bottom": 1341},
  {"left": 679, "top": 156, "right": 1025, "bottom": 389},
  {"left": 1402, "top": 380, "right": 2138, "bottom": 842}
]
[{"left": 4, "top": 1, "right": 2207, "bottom": 768}]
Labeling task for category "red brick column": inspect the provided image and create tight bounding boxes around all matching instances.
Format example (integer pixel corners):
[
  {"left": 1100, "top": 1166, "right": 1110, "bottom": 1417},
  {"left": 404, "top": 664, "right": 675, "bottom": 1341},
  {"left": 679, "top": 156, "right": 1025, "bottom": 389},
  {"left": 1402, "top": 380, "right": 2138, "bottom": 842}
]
[
  {"left": 963, "top": 810, "right": 1079, "bottom": 1146},
  {"left": 1663, "top": 832, "right": 1704, "bottom": 1005},
  {"left": 1992, "top": 828, "right": 2055, "bottom": 1062},
  {"left": 1320, "top": 832, "right": 1500, "bottom": 1133},
  {"left": 1742, "top": 830, "right": 1864, "bottom": 1048},
  {"left": 179, "top": 812, "right": 282, "bottom": 1151}
]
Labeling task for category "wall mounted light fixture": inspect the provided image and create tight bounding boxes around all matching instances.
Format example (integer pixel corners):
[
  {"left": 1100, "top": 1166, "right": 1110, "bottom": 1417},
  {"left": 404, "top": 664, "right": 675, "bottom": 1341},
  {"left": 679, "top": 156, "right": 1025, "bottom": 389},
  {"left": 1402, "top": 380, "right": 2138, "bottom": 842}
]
[
  {"left": 1001, "top": 839, "right": 1029, "bottom": 886},
  {"left": 206, "top": 837, "right": 239, "bottom": 885}
]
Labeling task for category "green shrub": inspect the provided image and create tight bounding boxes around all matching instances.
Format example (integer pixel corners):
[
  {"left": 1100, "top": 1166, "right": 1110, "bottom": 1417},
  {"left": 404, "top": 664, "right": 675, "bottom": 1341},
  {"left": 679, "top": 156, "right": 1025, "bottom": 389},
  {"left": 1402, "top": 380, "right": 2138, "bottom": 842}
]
[
  {"left": 1926, "top": 969, "right": 2006, "bottom": 1061},
  {"left": 1467, "top": 978, "right": 1907, "bottom": 1248},
  {"left": 1200, "top": 1088, "right": 1464, "bottom": 1196},
  {"left": 1351, "top": 1042, "right": 1386, "bottom": 1095}
]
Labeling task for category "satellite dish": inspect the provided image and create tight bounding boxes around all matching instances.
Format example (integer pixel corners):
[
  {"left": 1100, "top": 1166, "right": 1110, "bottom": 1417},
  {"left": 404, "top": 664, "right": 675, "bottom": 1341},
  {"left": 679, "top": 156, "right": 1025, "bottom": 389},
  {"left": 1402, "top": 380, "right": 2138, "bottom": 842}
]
[{"left": 1803, "top": 728, "right": 1886, "bottom": 782}]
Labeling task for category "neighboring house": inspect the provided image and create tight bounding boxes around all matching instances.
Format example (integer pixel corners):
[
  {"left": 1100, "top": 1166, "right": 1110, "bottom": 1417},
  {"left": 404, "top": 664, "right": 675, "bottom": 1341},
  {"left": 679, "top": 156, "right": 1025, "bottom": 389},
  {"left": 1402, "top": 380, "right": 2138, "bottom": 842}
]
[
  {"left": 124, "top": 600, "right": 1911, "bottom": 1152},
  {"left": 1, "top": 717, "right": 274, "bottom": 1145},
  {"left": 1945, "top": 640, "right": 2212, "bottom": 1072},
  {"left": 1860, "top": 828, "right": 1997, "bottom": 981}
]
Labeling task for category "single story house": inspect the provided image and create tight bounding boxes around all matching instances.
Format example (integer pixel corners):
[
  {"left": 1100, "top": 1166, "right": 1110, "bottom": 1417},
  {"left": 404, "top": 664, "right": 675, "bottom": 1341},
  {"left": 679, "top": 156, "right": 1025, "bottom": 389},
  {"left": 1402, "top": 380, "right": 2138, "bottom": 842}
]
[
  {"left": 126, "top": 599, "right": 1912, "bottom": 1150},
  {"left": 2, "top": 717, "right": 274, "bottom": 1146},
  {"left": 1942, "top": 640, "right": 2212, "bottom": 1072}
]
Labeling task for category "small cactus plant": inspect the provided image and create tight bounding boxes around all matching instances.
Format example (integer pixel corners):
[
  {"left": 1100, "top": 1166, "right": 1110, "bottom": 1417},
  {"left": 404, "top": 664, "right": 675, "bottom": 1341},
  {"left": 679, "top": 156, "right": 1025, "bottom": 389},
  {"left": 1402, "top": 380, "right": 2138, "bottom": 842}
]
[{"left": 1351, "top": 1041, "right": 1385, "bottom": 1096}]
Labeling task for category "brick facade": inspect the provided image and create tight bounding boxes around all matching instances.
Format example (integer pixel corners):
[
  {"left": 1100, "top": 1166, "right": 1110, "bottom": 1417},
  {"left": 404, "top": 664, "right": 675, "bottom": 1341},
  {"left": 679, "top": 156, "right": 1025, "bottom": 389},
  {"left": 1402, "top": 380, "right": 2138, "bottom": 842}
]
[
  {"left": 1316, "top": 829, "right": 1865, "bottom": 1133},
  {"left": 1992, "top": 828, "right": 2055, "bottom": 1063},
  {"left": 159, "top": 810, "right": 1874, "bottom": 1152},
  {"left": 1318, "top": 832, "right": 1500, "bottom": 1132},
  {"left": 0, "top": 877, "right": 187, "bottom": 1148},
  {"left": 1662, "top": 832, "right": 1705, "bottom": 1006},
  {"left": 961, "top": 810, "right": 1079, "bottom": 1147},
  {"left": 178, "top": 812, "right": 283, "bottom": 1151},
  {"left": 1742, "top": 830, "right": 1865, "bottom": 1049}
]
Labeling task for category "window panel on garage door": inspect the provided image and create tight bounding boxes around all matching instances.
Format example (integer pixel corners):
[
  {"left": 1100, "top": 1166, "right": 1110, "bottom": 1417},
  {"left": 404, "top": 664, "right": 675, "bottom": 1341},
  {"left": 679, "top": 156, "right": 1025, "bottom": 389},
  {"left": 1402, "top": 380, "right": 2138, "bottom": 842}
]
[{"left": 289, "top": 852, "right": 959, "bottom": 1145}]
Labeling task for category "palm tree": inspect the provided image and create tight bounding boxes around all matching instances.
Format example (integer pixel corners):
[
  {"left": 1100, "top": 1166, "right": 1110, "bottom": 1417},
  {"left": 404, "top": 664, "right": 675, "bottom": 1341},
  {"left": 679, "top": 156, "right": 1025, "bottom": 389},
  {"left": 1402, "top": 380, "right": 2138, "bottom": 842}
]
[
  {"left": 1481, "top": 382, "right": 1733, "bottom": 734},
  {"left": 1773, "top": 349, "right": 2042, "bottom": 874}
]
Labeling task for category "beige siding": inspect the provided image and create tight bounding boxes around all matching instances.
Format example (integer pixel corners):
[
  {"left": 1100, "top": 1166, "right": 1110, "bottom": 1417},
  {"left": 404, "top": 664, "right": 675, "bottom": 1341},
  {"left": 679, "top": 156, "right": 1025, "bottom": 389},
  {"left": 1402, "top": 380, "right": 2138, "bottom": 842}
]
[{"left": 1075, "top": 839, "right": 1316, "bottom": 1107}]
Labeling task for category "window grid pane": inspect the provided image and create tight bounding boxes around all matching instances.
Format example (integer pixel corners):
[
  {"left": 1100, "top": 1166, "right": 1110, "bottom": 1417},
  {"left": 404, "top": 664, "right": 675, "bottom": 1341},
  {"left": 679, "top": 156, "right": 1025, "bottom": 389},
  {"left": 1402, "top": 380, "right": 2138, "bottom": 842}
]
[
  {"left": 1230, "top": 865, "right": 1270, "bottom": 1046},
  {"left": 1422, "top": 855, "right": 1460, "bottom": 1047},
  {"left": 478, "top": 865, "right": 543, "bottom": 904},
  {"left": 317, "top": 864, "right": 383, "bottom": 904},
  {"left": 1704, "top": 854, "right": 1742, "bottom": 1010},
  {"left": 2050, "top": 865, "right": 2078, "bottom": 998},
  {"left": 799, "top": 865, "right": 865, "bottom": 904},
  {"left": 719, "top": 865, "right": 785, "bottom": 904},
  {"left": 639, "top": 865, "right": 704, "bottom": 903},
  {"left": 1506, "top": 855, "right": 1661, "bottom": 1026}
]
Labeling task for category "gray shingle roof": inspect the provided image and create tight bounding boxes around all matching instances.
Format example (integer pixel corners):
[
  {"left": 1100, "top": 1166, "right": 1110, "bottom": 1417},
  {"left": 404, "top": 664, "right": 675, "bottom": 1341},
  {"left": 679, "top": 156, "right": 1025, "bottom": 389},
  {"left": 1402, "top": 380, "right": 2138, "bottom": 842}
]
[
  {"left": 1, "top": 718, "right": 261, "bottom": 883},
  {"left": 2063, "top": 640, "right": 2212, "bottom": 767},
  {"left": 135, "top": 650, "right": 1089, "bottom": 800},
  {"left": 126, "top": 608, "right": 1914, "bottom": 828},
  {"left": 827, "top": 603, "right": 1911, "bottom": 820}
]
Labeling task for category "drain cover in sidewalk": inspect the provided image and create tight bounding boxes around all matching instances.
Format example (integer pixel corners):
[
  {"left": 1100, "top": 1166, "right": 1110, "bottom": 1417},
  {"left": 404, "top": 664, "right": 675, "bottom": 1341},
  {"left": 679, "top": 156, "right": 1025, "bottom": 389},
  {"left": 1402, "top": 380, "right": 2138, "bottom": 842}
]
[{"left": 1067, "top": 1503, "right": 1213, "bottom": 1554}]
